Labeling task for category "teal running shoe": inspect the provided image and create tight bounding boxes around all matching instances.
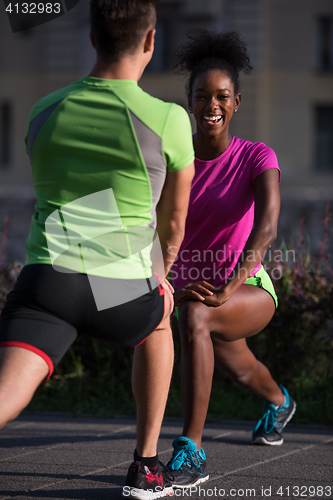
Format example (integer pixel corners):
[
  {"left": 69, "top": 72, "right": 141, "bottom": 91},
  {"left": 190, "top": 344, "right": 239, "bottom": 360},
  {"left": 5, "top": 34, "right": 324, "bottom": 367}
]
[
  {"left": 167, "top": 436, "right": 209, "bottom": 488},
  {"left": 252, "top": 385, "right": 296, "bottom": 445}
]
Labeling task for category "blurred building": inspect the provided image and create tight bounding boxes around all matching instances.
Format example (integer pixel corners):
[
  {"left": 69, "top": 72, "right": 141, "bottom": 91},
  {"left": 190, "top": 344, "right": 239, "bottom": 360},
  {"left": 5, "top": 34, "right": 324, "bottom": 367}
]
[
  {"left": 1, "top": 0, "right": 333, "bottom": 260},
  {"left": 144, "top": 0, "right": 333, "bottom": 197}
]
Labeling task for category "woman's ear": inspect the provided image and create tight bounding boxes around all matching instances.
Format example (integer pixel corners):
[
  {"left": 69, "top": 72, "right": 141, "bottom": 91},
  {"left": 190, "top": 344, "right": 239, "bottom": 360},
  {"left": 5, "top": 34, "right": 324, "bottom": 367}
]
[{"left": 234, "top": 93, "right": 241, "bottom": 113}]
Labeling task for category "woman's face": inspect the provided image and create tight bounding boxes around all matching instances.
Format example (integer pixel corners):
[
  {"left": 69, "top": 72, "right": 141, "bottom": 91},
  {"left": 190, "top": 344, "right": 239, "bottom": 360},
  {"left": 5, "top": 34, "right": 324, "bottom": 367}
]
[{"left": 188, "top": 69, "right": 241, "bottom": 139}]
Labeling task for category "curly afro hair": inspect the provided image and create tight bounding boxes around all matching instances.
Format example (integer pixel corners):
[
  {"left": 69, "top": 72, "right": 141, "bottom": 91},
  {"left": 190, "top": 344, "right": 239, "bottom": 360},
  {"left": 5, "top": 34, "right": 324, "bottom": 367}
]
[{"left": 174, "top": 30, "right": 253, "bottom": 95}]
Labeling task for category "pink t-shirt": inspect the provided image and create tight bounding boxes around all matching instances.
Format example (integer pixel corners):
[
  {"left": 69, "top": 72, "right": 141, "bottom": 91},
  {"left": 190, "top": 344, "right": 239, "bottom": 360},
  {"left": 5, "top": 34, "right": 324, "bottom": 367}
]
[{"left": 172, "top": 136, "right": 280, "bottom": 289}]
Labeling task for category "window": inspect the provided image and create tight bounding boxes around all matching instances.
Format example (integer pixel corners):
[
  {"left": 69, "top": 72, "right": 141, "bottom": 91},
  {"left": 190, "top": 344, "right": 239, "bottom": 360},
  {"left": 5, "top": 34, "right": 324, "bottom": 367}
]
[
  {"left": 0, "top": 102, "right": 12, "bottom": 168},
  {"left": 316, "top": 106, "right": 333, "bottom": 172},
  {"left": 317, "top": 17, "right": 333, "bottom": 71}
]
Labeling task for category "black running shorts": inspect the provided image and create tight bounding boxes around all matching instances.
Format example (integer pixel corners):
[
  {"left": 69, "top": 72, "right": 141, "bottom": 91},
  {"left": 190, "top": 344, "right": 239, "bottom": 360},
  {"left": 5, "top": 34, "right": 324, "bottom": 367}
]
[{"left": 0, "top": 264, "right": 165, "bottom": 379}]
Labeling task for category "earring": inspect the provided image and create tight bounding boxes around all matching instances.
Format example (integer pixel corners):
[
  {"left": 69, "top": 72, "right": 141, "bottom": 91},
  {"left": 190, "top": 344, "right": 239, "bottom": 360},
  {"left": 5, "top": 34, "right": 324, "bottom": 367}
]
[{"left": 234, "top": 109, "right": 237, "bottom": 113}]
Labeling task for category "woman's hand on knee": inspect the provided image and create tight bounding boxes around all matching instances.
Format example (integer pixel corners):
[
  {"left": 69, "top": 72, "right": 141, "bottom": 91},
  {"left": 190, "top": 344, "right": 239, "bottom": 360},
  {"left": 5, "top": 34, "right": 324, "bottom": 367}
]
[
  {"left": 174, "top": 281, "right": 216, "bottom": 306},
  {"left": 201, "top": 286, "right": 233, "bottom": 307}
]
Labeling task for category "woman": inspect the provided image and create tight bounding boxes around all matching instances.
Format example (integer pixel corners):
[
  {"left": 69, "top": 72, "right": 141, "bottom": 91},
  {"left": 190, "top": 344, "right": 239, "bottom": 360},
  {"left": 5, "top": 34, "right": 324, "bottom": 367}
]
[{"left": 167, "top": 30, "right": 296, "bottom": 489}]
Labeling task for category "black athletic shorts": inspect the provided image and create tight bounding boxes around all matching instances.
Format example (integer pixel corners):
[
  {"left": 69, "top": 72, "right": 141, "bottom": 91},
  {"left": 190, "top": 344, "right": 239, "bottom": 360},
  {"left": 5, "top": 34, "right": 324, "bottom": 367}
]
[{"left": 0, "top": 264, "right": 165, "bottom": 380}]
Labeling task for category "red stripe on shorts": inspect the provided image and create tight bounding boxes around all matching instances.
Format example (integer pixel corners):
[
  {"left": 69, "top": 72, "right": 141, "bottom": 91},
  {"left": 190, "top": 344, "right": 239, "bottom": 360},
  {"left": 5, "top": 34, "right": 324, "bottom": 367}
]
[
  {"left": 153, "top": 272, "right": 165, "bottom": 296},
  {"left": 132, "top": 275, "right": 167, "bottom": 347},
  {"left": 0, "top": 341, "right": 54, "bottom": 382}
]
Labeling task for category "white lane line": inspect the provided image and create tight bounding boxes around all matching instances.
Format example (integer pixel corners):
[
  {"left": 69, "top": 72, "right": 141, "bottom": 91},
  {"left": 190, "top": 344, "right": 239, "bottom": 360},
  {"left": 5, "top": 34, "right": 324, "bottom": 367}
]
[
  {"left": 0, "top": 425, "right": 136, "bottom": 463},
  {"left": 210, "top": 432, "right": 232, "bottom": 440},
  {"left": 0, "top": 443, "right": 65, "bottom": 463},
  {"left": 96, "top": 425, "right": 135, "bottom": 437},
  {"left": 2, "top": 422, "right": 36, "bottom": 430},
  {"left": 207, "top": 436, "right": 333, "bottom": 484},
  {"left": 27, "top": 447, "right": 174, "bottom": 492}
]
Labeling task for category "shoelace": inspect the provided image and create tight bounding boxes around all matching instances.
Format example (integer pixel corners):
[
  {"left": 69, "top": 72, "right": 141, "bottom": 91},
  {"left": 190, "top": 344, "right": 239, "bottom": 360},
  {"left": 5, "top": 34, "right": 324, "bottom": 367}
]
[
  {"left": 253, "top": 403, "right": 282, "bottom": 434},
  {"left": 167, "top": 448, "right": 202, "bottom": 471}
]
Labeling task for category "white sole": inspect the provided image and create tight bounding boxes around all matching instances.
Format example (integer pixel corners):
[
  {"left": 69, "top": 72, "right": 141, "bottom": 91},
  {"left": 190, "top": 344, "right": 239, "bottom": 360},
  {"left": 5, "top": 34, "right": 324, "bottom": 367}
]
[
  {"left": 173, "top": 474, "right": 210, "bottom": 489},
  {"left": 122, "top": 485, "right": 174, "bottom": 499},
  {"left": 252, "top": 436, "right": 283, "bottom": 445},
  {"left": 252, "top": 401, "right": 297, "bottom": 446},
  {"left": 283, "top": 401, "right": 297, "bottom": 428}
]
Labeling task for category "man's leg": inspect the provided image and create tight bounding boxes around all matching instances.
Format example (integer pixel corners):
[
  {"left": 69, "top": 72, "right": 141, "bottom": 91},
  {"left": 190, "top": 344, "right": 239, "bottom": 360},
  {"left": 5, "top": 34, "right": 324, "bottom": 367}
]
[
  {"left": 0, "top": 347, "right": 49, "bottom": 429},
  {"left": 122, "top": 288, "right": 174, "bottom": 498},
  {"left": 132, "top": 290, "right": 174, "bottom": 458}
]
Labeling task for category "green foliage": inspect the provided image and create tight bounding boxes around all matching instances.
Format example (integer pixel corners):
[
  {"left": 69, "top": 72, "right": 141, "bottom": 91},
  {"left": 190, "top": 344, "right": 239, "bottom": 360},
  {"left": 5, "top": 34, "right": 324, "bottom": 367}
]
[
  {"left": 29, "top": 338, "right": 136, "bottom": 417},
  {"left": 245, "top": 206, "right": 333, "bottom": 425},
  {"left": 0, "top": 208, "right": 332, "bottom": 424},
  {"left": 0, "top": 216, "right": 22, "bottom": 312}
]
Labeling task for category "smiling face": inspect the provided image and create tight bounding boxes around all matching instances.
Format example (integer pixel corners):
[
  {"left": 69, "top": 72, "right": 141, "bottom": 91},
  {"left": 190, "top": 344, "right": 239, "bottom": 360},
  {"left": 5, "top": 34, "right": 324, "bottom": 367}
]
[{"left": 188, "top": 69, "right": 241, "bottom": 140}]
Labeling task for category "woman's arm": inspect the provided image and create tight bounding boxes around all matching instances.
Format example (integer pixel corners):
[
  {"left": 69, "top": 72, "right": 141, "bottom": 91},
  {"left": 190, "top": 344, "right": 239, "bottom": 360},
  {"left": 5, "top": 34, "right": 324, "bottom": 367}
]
[{"left": 204, "top": 167, "right": 281, "bottom": 306}]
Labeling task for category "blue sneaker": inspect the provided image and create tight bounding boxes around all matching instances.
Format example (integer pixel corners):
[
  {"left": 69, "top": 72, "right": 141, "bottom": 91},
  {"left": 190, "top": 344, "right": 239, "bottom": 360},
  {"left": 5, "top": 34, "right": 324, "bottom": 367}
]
[
  {"left": 252, "top": 385, "right": 296, "bottom": 445},
  {"left": 167, "top": 436, "right": 209, "bottom": 488}
]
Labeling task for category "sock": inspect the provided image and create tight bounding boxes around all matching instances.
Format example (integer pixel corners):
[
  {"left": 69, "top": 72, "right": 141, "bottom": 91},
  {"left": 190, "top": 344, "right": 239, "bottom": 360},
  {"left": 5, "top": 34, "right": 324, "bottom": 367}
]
[{"left": 134, "top": 449, "right": 158, "bottom": 469}]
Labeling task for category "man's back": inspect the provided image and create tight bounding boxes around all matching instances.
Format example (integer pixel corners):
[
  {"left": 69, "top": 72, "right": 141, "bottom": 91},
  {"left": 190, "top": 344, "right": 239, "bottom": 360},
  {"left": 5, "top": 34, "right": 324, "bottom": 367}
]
[{"left": 25, "top": 76, "right": 193, "bottom": 277}]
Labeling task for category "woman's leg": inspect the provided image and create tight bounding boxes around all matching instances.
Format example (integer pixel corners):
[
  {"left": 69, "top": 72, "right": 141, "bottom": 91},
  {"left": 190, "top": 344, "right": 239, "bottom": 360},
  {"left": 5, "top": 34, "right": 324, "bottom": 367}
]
[
  {"left": 211, "top": 336, "right": 284, "bottom": 405},
  {"left": 178, "top": 297, "right": 214, "bottom": 449},
  {"left": 178, "top": 284, "right": 276, "bottom": 449}
]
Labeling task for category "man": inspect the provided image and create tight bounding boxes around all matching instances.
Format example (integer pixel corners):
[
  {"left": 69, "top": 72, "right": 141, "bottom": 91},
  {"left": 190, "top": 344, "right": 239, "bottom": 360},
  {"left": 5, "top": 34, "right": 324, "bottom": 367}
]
[{"left": 0, "top": 1, "right": 194, "bottom": 498}]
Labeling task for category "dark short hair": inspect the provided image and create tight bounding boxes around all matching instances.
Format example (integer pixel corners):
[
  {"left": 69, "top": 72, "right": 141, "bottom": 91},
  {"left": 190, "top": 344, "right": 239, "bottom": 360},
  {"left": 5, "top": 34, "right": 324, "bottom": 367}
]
[
  {"left": 174, "top": 30, "right": 253, "bottom": 95},
  {"left": 90, "top": 0, "right": 158, "bottom": 63}
]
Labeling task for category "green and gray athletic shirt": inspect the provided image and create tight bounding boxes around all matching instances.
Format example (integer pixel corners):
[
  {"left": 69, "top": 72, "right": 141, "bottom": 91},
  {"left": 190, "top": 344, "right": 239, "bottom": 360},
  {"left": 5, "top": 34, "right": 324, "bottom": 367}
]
[{"left": 24, "top": 77, "right": 194, "bottom": 279}]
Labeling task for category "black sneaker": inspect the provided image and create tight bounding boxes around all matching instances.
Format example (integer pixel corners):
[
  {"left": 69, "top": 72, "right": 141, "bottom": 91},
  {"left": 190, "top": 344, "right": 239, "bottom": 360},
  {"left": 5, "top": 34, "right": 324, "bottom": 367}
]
[
  {"left": 167, "top": 436, "right": 209, "bottom": 489},
  {"left": 252, "top": 385, "right": 296, "bottom": 445},
  {"left": 122, "top": 460, "right": 174, "bottom": 499}
]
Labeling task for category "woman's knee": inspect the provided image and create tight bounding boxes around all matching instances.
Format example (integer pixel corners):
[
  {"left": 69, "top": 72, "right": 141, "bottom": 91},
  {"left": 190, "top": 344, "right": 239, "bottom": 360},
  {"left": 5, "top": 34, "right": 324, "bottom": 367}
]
[{"left": 178, "top": 301, "right": 211, "bottom": 342}]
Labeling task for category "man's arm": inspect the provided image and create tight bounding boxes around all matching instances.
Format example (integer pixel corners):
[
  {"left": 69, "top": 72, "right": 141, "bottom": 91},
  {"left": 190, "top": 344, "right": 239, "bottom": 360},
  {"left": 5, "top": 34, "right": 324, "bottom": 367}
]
[{"left": 155, "top": 163, "right": 194, "bottom": 278}]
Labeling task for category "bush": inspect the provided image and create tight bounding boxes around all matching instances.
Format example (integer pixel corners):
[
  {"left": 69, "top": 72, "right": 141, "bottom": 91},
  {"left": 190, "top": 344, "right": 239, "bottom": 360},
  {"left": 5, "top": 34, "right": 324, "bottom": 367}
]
[
  {"left": 0, "top": 207, "right": 332, "bottom": 424},
  {"left": 0, "top": 217, "right": 23, "bottom": 312},
  {"left": 245, "top": 202, "right": 333, "bottom": 424}
]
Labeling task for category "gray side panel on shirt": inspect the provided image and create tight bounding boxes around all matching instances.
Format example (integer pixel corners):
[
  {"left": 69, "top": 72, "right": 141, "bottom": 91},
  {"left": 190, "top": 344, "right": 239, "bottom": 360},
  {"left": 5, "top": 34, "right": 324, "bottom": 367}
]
[
  {"left": 27, "top": 99, "right": 64, "bottom": 163},
  {"left": 129, "top": 111, "right": 167, "bottom": 230}
]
